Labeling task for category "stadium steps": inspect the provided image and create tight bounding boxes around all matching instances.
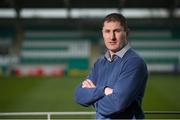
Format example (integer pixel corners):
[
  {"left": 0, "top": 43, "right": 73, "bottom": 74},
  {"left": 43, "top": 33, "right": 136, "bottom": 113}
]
[
  {"left": 16, "top": 31, "right": 91, "bottom": 76},
  {"left": 129, "top": 30, "right": 180, "bottom": 72}
]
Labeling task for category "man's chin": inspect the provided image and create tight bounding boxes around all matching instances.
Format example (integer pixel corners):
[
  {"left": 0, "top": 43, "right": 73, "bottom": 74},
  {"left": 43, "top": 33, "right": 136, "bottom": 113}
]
[{"left": 108, "top": 48, "right": 120, "bottom": 53}]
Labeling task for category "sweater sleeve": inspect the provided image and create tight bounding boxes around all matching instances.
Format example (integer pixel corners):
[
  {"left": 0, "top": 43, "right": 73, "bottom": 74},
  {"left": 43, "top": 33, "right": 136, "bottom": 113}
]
[
  {"left": 96, "top": 57, "right": 148, "bottom": 116},
  {"left": 75, "top": 60, "right": 105, "bottom": 106},
  {"left": 75, "top": 85, "right": 105, "bottom": 106}
]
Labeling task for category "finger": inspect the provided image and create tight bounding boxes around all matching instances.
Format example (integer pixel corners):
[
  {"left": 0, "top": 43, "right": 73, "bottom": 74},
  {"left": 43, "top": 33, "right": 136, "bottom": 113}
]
[
  {"left": 82, "top": 80, "right": 91, "bottom": 88},
  {"left": 82, "top": 81, "right": 85, "bottom": 88},
  {"left": 86, "top": 80, "right": 94, "bottom": 88},
  {"left": 85, "top": 80, "right": 93, "bottom": 87},
  {"left": 86, "top": 80, "right": 95, "bottom": 87},
  {"left": 82, "top": 81, "right": 87, "bottom": 88}
]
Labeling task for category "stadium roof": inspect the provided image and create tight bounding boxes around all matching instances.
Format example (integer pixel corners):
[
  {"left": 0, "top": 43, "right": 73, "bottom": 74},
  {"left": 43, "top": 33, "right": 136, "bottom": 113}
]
[
  {"left": 0, "top": 0, "right": 180, "bottom": 30},
  {"left": 0, "top": 0, "right": 179, "bottom": 9}
]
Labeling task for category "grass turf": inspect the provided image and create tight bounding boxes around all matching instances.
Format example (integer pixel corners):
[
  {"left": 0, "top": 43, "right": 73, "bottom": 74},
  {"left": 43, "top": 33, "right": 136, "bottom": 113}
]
[{"left": 0, "top": 74, "right": 179, "bottom": 119}]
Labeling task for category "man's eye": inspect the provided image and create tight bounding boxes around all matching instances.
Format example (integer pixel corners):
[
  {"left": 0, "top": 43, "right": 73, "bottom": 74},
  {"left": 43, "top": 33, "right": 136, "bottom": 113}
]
[
  {"left": 104, "top": 30, "right": 110, "bottom": 33},
  {"left": 115, "top": 29, "right": 123, "bottom": 32}
]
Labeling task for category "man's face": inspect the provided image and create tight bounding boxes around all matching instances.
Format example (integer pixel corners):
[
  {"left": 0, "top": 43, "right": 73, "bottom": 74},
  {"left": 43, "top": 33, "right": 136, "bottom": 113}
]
[{"left": 102, "top": 21, "right": 128, "bottom": 53}]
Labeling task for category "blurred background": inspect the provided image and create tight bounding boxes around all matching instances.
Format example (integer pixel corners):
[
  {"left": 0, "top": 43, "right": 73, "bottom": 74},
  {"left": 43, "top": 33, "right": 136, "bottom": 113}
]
[{"left": 0, "top": 0, "right": 180, "bottom": 119}]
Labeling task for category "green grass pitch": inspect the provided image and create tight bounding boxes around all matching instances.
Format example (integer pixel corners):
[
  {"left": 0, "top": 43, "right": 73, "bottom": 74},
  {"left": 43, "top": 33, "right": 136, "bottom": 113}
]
[{"left": 0, "top": 74, "right": 179, "bottom": 119}]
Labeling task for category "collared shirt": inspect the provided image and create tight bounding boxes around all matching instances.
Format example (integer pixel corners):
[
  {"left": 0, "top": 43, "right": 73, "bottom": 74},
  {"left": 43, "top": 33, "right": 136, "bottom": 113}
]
[{"left": 105, "top": 43, "right": 130, "bottom": 62}]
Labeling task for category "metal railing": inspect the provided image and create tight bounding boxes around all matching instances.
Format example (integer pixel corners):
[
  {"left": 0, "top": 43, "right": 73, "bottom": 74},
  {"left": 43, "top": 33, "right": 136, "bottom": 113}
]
[{"left": 0, "top": 111, "right": 180, "bottom": 120}]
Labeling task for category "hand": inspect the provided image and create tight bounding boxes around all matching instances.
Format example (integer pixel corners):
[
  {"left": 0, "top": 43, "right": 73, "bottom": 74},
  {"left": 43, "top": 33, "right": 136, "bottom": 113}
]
[
  {"left": 104, "top": 87, "right": 113, "bottom": 95},
  {"left": 82, "top": 79, "right": 96, "bottom": 88}
]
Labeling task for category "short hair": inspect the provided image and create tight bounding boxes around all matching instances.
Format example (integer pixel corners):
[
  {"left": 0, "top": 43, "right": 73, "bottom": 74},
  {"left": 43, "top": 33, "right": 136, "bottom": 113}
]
[{"left": 102, "top": 13, "right": 129, "bottom": 33}]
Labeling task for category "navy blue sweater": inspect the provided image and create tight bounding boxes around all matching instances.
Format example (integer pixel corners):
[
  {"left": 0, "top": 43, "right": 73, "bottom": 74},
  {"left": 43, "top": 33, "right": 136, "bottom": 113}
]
[{"left": 75, "top": 48, "right": 148, "bottom": 119}]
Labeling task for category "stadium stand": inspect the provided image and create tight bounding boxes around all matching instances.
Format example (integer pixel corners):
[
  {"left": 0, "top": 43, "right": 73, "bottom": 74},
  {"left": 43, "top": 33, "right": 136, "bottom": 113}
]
[
  {"left": 15, "top": 31, "right": 90, "bottom": 76},
  {"left": 0, "top": 28, "right": 18, "bottom": 76},
  {"left": 129, "top": 30, "right": 180, "bottom": 73},
  {"left": 1, "top": 28, "right": 180, "bottom": 76}
]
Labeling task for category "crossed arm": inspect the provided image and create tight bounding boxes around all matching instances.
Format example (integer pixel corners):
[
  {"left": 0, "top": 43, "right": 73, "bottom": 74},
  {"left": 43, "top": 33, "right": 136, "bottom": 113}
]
[
  {"left": 82, "top": 79, "right": 113, "bottom": 95},
  {"left": 75, "top": 79, "right": 113, "bottom": 108}
]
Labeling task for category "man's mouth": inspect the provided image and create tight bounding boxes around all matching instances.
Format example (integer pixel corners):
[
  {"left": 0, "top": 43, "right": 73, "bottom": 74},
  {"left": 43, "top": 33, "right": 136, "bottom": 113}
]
[{"left": 109, "top": 42, "right": 117, "bottom": 45}]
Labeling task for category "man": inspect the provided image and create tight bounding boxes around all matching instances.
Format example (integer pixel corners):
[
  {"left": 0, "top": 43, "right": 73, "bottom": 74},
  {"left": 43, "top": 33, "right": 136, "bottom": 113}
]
[{"left": 75, "top": 13, "right": 148, "bottom": 119}]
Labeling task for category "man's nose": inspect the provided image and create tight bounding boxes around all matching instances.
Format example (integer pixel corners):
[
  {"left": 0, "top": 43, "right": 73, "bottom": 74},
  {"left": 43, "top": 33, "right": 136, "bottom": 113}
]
[{"left": 110, "top": 32, "right": 115, "bottom": 40}]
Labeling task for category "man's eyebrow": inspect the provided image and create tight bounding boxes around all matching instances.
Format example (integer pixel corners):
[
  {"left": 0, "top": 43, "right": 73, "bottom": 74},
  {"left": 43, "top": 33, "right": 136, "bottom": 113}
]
[{"left": 103, "top": 28, "right": 122, "bottom": 31}]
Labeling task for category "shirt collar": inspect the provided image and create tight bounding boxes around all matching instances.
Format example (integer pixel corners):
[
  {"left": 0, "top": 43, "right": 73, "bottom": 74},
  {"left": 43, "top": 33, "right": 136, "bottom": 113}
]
[{"left": 105, "top": 43, "right": 130, "bottom": 62}]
